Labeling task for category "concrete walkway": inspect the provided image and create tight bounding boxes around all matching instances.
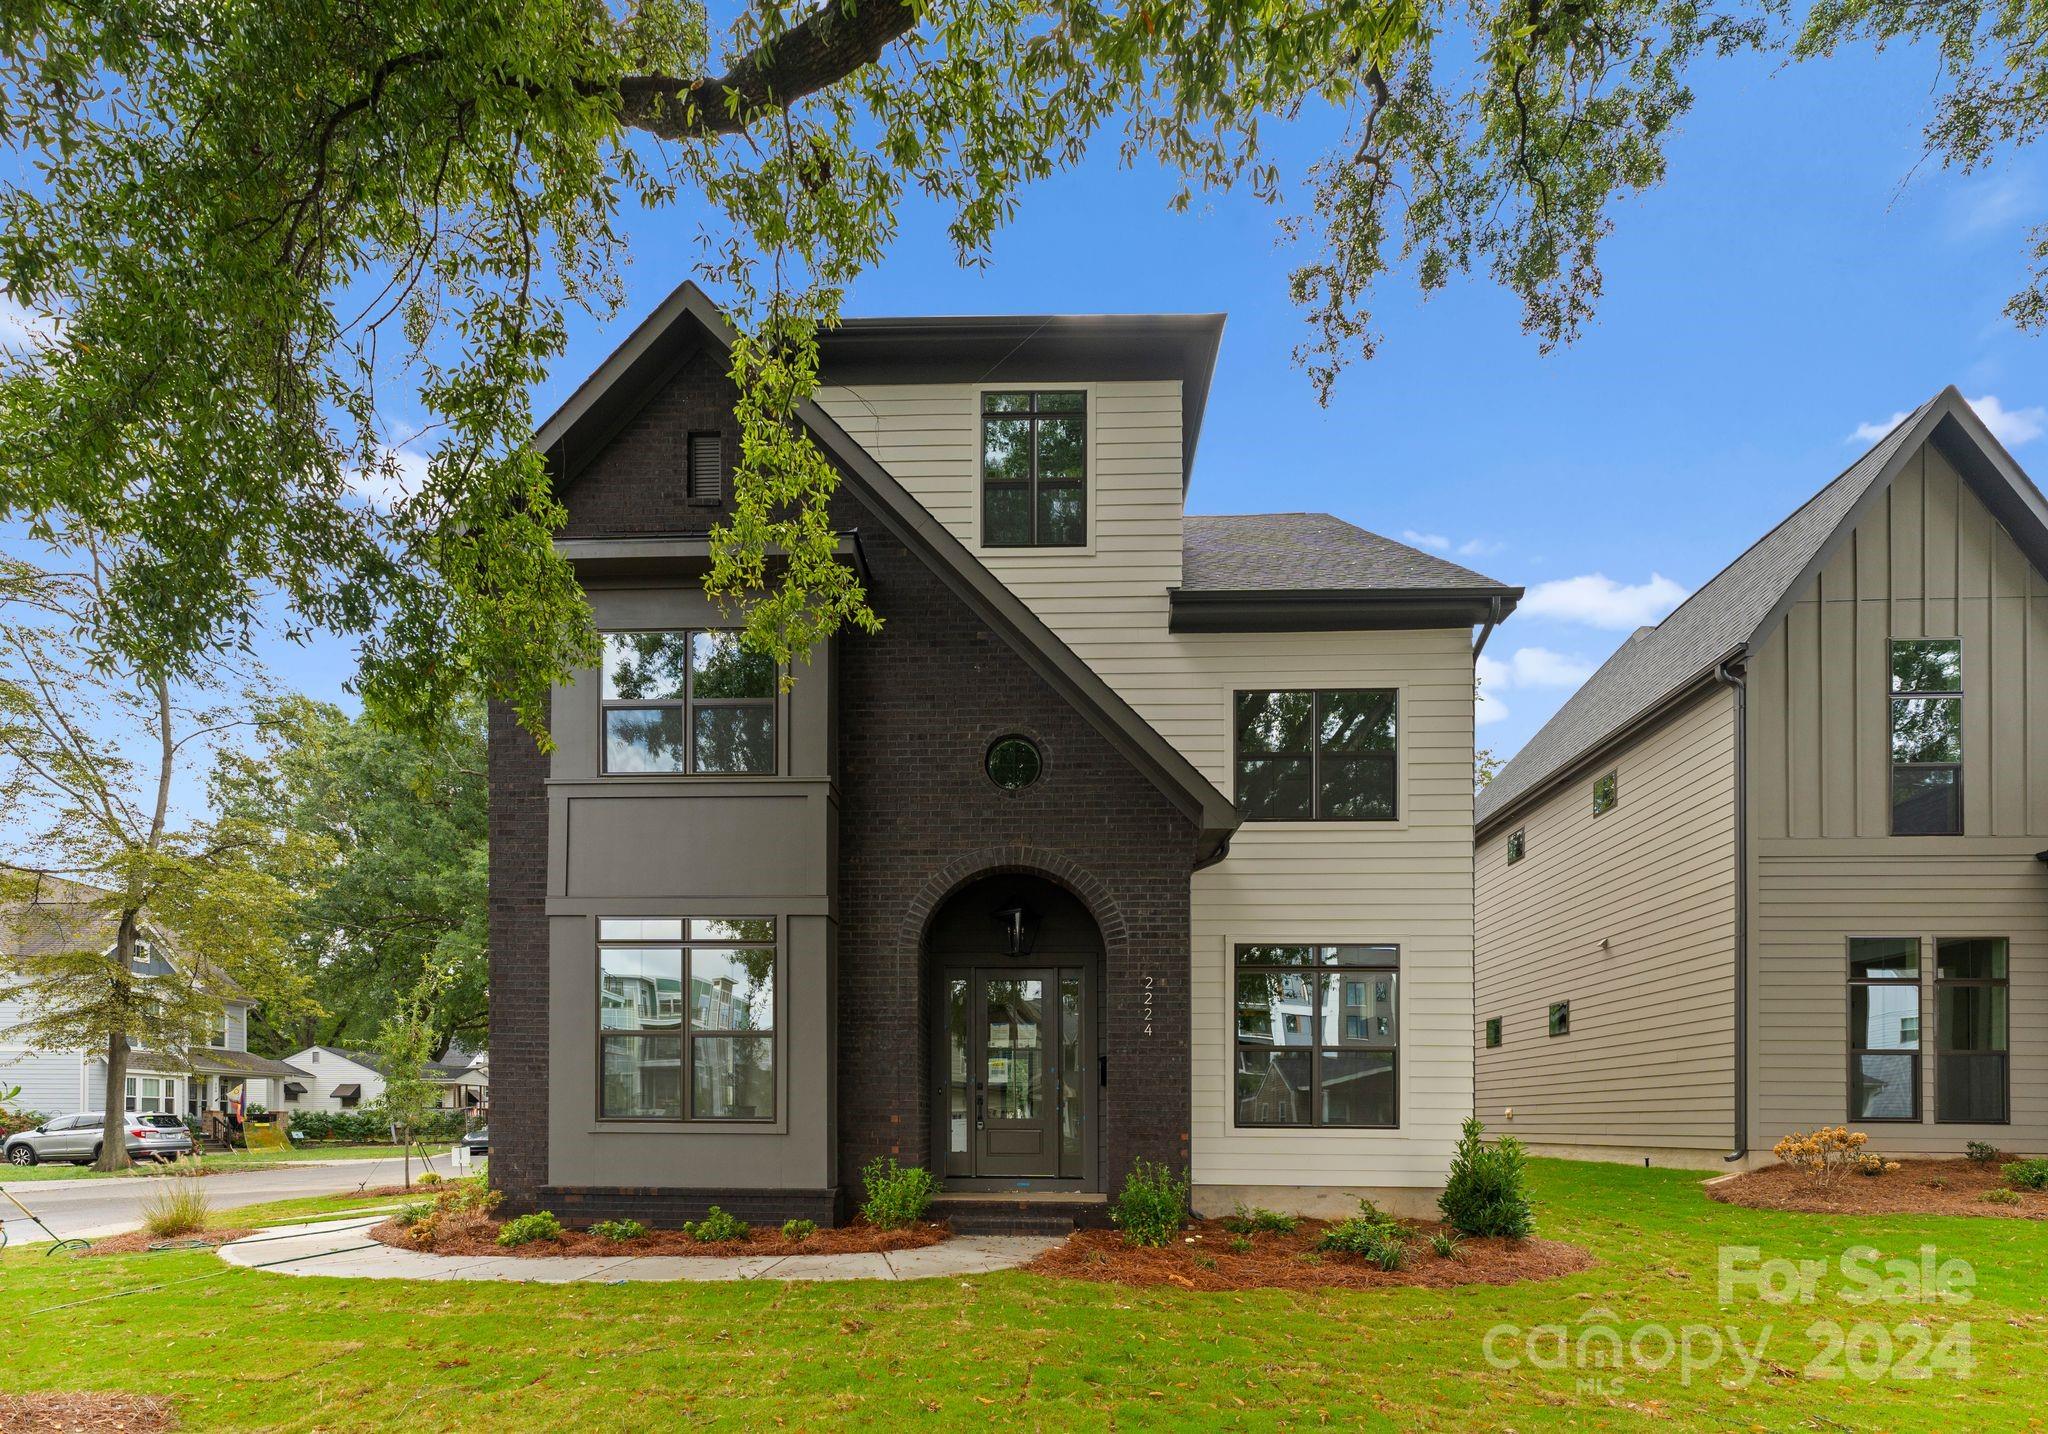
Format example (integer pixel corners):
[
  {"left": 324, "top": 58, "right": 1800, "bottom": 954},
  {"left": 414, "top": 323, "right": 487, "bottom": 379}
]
[{"left": 219, "top": 1217, "right": 1060, "bottom": 1283}]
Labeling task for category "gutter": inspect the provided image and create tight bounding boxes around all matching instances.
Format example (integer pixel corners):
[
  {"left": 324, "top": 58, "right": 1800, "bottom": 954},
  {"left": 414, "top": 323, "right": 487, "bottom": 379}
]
[
  {"left": 1717, "top": 655, "right": 1750, "bottom": 1165},
  {"left": 1472, "top": 595, "right": 1509, "bottom": 659}
]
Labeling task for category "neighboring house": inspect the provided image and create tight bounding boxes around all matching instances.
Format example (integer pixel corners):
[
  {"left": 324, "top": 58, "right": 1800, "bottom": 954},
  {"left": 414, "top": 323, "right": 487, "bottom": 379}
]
[
  {"left": 279, "top": 1045, "right": 490, "bottom": 1115},
  {"left": 1474, "top": 389, "right": 2048, "bottom": 1167},
  {"left": 487, "top": 282, "right": 1517, "bottom": 1229},
  {"left": 0, "top": 885, "right": 308, "bottom": 1121}
]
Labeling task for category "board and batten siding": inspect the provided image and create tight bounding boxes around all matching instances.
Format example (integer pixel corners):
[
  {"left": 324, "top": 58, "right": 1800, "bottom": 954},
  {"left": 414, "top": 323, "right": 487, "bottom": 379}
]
[
  {"left": 1747, "top": 436, "right": 2048, "bottom": 1156},
  {"left": 1474, "top": 686, "right": 1739, "bottom": 1163},
  {"left": 817, "top": 382, "right": 1479, "bottom": 1207}
]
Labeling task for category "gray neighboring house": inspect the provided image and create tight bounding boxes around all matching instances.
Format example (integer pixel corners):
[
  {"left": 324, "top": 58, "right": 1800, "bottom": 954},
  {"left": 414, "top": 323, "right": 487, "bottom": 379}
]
[{"left": 1475, "top": 388, "right": 2048, "bottom": 1167}]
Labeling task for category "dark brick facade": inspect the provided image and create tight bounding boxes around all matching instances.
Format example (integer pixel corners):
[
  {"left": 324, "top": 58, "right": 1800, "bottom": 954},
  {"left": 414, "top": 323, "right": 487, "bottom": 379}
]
[{"left": 488, "top": 337, "right": 1198, "bottom": 1223}]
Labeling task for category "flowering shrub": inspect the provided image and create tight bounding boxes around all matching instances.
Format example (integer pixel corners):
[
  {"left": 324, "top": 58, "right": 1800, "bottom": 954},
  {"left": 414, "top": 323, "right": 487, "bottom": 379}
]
[
  {"left": 1774, "top": 1127, "right": 1894, "bottom": 1189},
  {"left": 1852, "top": 1153, "right": 1901, "bottom": 1178}
]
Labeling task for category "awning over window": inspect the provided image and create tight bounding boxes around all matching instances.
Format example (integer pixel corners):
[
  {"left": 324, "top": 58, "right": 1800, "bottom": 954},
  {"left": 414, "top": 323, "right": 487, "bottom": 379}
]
[
  {"left": 282, "top": 1082, "right": 306, "bottom": 1098},
  {"left": 332, "top": 1084, "right": 361, "bottom": 1102}
]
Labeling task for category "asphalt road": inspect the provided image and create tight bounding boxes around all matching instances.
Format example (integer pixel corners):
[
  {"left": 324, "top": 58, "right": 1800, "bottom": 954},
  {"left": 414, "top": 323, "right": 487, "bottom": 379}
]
[{"left": 0, "top": 1157, "right": 424, "bottom": 1244}]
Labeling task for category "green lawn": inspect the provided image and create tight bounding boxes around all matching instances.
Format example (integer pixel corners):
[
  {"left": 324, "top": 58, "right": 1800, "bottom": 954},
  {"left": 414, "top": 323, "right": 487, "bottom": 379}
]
[
  {"left": 3, "top": 1159, "right": 2041, "bottom": 1430},
  {"left": 0, "top": 1145, "right": 419, "bottom": 1182}
]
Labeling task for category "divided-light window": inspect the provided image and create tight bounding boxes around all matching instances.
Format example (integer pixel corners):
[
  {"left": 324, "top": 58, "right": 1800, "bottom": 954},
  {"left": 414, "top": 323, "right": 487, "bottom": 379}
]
[
  {"left": 1890, "top": 639, "right": 1962, "bottom": 835},
  {"left": 982, "top": 391, "right": 1086, "bottom": 547},
  {"left": 1506, "top": 830, "right": 1526, "bottom": 864},
  {"left": 599, "top": 918, "right": 776, "bottom": 1121},
  {"left": 1848, "top": 937, "right": 1920, "bottom": 1122},
  {"left": 601, "top": 631, "right": 776, "bottom": 775},
  {"left": 1592, "top": 771, "right": 1618, "bottom": 816},
  {"left": 1235, "top": 689, "right": 1398, "bottom": 821},
  {"left": 1233, "top": 945, "right": 1398, "bottom": 1129}
]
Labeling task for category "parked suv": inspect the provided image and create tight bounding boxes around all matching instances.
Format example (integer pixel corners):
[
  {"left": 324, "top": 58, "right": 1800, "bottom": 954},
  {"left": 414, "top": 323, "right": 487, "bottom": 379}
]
[{"left": 3, "top": 1112, "right": 195, "bottom": 1166}]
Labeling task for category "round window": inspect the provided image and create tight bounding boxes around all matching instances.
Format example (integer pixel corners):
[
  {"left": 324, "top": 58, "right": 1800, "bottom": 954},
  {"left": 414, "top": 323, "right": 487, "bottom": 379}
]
[{"left": 985, "top": 736, "right": 1043, "bottom": 791}]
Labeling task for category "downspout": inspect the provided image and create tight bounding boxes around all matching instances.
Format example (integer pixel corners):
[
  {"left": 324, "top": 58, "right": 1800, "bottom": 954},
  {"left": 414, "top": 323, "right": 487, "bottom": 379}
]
[
  {"left": 1717, "top": 655, "right": 1750, "bottom": 1165},
  {"left": 1472, "top": 595, "right": 1507, "bottom": 660}
]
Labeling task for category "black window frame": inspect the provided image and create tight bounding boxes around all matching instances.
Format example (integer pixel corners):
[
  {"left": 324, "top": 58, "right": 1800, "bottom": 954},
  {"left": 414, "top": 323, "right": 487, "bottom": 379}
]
[
  {"left": 1889, "top": 638, "right": 1963, "bottom": 836},
  {"left": 1935, "top": 936, "right": 2009, "bottom": 1125},
  {"left": 1548, "top": 1002, "right": 1570, "bottom": 1037},
  {"left": 1484, "top": 1017, "right": 1502, "bottom": 1049},
  {"left": 1232, "top": 944, "right": 1399, "bottom": 1130},
  {"left": 1233, "top": 688, "right": 1399, "bottom": 822},
  {"left": 1506, "top": 829, "right": 1525, "bottom": 865},
  {"left": 1847, "top": 936, "right": 1922, "bottom": 1124},
  {"left": 597, "top": 917, "right": 778, "bottom": 1124},
  {"left": 980, "top": 390, "right": 1087, "bottom": 548},
  {"left": 1592, "top": 771, "right": 1618, "bottom": 816},
  {"left": 598, "top": 629, "right": 778, "bottom": 777}
]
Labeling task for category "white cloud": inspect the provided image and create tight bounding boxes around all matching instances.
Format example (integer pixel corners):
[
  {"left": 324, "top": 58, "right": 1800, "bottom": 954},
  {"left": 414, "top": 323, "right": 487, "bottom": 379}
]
[
  {"left": 349, "top": 444, "right": 432, "bottom": 508},
  {"left": 1457, "top": 537, "right": 1505, "bottom": 558},
  {"left": 1518, "top": 572, "right": 1688, "bottom": 630},
  {"left": 1476, "top": 686, "right": 1509, "bottom": 726},
  {"left": 1401, "top": 529, "right": 1450, "bottom": 552},
  {"left": 1850, "top": 394, "right": 2047, "bottom": 449},
  {"left": 1503, "top": 646, "right": 1596, "bottom": 688}
]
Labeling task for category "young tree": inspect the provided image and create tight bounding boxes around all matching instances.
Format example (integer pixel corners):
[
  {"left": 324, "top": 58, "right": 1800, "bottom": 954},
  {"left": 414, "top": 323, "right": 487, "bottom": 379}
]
[
  {"left": 371, "top": 977, "right": 448, "bottom": 1191},
  {"left": 0, "top": 556, "right": 320, "bottom": 1170},
  {"left": 2, "top": 0, "right": 2038, "bottom": 741},
  {"left": 215, "top": 697, "right": 488, "bottom": 1058}
]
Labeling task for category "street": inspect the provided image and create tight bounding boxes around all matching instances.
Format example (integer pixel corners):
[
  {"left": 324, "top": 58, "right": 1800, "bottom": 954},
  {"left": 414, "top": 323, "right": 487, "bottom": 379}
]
[{"left": 0, "top": 1157, "right": 429, "bottom": 1244}]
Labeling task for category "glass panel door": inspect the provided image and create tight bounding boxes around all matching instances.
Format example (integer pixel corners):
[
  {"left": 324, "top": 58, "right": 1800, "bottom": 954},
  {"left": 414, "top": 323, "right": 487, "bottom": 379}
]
[{"left": 978, "top": 972, "right": 1057, "bottom": 1177}]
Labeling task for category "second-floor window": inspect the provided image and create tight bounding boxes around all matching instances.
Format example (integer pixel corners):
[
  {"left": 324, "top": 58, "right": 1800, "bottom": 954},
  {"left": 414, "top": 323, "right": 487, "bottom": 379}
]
[
  {"left": 982, "top": 391, "right": 1086, "bottom": 547},
  {"left": 601, "top": 631, "right": 776, "bottom": 775},
  {"left": 1890, "top": 638, "right": 1961, "bottom": 835},
  {"left": 1234, "top": 689, "right": 1398, "bottom": 821}
]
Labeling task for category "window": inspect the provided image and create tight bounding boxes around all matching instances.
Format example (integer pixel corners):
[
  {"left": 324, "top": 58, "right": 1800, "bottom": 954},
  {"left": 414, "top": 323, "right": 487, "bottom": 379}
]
[
  {"left": 1233, "top": 945, "right": 1398, "bottom": 1128},
  {"left": 124, "top": 1076, "right": 175, "bottom": 1115},
  {"left": 1234, "top": 690, "right": 1397, "bottom": 821},
  {"left": 1485, "top": 1017, "right": 1502, "bottom": 1049},
  {"left": 1592, "top": 771, "right": 1617, "bottom": 816},
  {"left": 1936, "top": 937, "right": 2008, "bottom": 1124},
  {"left": 600, "top": 631, "right": 776, "bottom": 775},
  {"left": 1506, "top": 830, "right": 1525, "bottom": 864},
  {"left": 209, "top": 1012, "right": 228, "bottom": 1049},
  {"left": 126, "top": 941, "right": 172, "bottom": 977},
  {"left": 686, "top": 432, "right": 723, "bottom": 502},
  {"left": 1548, "top": 1002, "right": 1570, "bottom": 1037},
  {"left": 1848, "top": 937, "right": 1920, "bottom": 1121},
  {"left": 283, "top": 1082, "right": 305, "bottom": 1104},
  {"left": 981, "top": 391, "right": 1086, "bottom": 547},
  {"left": 1890, "top": 639, "right": 1962, "bottom": 835},
  {"left": 600, "top": 917, "right": 776, "bottom": 1121},
  {"left": 985, "top": 735, "right": 1043, "bottom": 790}
]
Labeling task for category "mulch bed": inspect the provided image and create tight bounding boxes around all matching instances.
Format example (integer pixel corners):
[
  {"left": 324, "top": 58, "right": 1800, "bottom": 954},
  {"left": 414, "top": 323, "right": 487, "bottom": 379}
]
[
  {"left": 0, "top": 1393, "right": 174, "bottom": 1431},
  {"left": 1030, "top": 1217, "right": 1592, "bottom": 1292},
  {"left": 369, "top": 1210, "right": 949, "bottom": 1258},
  {"left": 1709, "top": 1158, "right": 2048, "bottom": 1219},
  {"left": 82, "top": 1228, "right": 252, "bottom": 1257}
]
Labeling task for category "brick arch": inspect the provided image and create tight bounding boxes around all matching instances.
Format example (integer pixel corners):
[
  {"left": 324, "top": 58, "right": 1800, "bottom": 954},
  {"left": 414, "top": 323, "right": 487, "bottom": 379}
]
[{"left": 900, "top": 845, "right": 1131, "bottom": 959}]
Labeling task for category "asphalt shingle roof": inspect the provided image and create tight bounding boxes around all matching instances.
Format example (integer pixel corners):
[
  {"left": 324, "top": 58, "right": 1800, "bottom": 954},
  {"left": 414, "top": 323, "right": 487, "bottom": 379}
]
[
  {"left": 1181, "top": 513, "right": 1515, "bottom": 593},
  {"left": 1475, "top": 398, "right": 1937, "bottom": 828}
]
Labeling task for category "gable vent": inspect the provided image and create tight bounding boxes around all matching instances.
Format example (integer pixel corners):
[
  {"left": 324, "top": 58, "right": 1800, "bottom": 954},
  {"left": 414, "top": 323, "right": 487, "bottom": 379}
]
[{"left": 687, "top": 432, "right": 723, "bottom": 501}]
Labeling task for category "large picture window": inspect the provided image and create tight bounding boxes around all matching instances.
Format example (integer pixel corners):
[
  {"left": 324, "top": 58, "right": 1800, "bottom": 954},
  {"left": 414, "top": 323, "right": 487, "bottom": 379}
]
[
  {"left": 1234, "top": 689, "right": 1398, "bottom": 821},
  {"left": 982, "top": 390, "right": 1086, "bottom": 547},
  {"left": 599, "top": 917, "right": 776, "bottom": 1121},
  {"left": 124, "top": 1076, "right": 176, "bottom": 1114},
  {"left": 1848, "top": 937, "right": 1921, "bottom": 1122},
  {"left": 600, "top": 631, "right": 776, "bottom": 775},
  {"left": 1936, "top": 937, "right": 2008, "bottom": 1124},
  {"left": 1234, "top": 944, "right": 1398, "bottom": 1128},
  {"left": 1890, "top": 639, "right": 1962, "bottom": 835}
]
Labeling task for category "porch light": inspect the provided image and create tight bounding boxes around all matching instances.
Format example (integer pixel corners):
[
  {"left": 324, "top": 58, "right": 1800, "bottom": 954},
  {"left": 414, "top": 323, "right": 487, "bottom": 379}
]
[{"left": 993, "top": 904, "right": 1039, "bottom": 957}]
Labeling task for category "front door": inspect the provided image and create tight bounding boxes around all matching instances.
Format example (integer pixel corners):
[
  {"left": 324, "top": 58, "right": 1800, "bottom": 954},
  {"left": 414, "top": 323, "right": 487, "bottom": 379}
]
[{"left": 936, "top": 964, "right": 1093, "bottom": 1185}]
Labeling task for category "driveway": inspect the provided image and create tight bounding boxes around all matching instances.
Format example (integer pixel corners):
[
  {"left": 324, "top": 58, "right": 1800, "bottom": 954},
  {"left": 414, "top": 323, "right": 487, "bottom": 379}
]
[{"left": 0, "top": 1157, "right": 422, "bottom": 1245}]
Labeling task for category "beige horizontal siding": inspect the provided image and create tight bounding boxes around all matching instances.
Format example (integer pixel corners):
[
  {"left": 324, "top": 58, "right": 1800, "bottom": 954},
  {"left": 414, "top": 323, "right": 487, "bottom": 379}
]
[{"left": 1475, "top": 686, "right": 1738, "bottom": 1154}]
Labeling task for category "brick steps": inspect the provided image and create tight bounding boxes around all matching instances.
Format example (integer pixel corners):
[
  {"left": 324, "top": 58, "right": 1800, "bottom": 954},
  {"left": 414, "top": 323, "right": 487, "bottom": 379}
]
[{"left": 929, "top": 1193, "right": 1108, "bottom": 1236}]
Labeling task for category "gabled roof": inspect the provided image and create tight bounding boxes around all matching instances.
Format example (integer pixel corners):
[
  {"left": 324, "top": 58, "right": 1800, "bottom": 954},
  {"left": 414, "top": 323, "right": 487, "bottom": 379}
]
[
  {"left": 1, "top": 877, "right": 251, "bottom": 1001},
  {"left": 1174, "top": 513, "right": 1520, "bottom": 631},
  {"left": 1476, "top": 387, "right": 2048, "bottom": 832},
  {"left": 536, "top": 282, "right": 1241, "bottom": 860}
]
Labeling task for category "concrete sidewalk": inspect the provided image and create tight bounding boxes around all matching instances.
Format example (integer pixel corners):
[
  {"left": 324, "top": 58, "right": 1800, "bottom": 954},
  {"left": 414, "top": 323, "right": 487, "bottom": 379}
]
[{"left": 219, "top": 1218, "right": 1060, "bottom": 1283}]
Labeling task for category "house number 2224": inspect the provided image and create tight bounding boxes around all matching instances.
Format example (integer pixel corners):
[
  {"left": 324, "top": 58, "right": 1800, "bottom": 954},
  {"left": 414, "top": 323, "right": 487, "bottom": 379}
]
[{"left": 1143, "top": 975, "right": 1155, "bottom": 1037}]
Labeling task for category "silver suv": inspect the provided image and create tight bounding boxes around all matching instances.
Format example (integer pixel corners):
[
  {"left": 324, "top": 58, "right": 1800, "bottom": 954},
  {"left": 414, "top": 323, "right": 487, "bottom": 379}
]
[{"left": 3, "top": 1112, "right": 195, "bottom": 1167}]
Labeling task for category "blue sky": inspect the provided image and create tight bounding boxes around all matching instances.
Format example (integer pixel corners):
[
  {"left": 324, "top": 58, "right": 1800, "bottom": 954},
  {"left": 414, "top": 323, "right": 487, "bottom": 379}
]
[{"left": 5, "top": 37, "right": 2044, "bottom": 767}]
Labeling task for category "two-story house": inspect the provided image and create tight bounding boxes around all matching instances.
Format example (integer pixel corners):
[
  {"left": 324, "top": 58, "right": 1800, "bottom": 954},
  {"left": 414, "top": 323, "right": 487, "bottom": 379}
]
[
  {"left": 1, "top": 883, "right": 309, "bottom": 1124},
  {"left": 486, "top": 282, "right": 1518, "bottom": 1229},
  {"left": 1474, "top": 389, "right": 2048, "bottom": 1167}
]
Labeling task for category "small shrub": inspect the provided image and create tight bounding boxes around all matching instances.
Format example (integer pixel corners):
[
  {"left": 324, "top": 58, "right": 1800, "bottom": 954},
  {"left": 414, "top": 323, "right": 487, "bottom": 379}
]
[
  {"left": 1966, "top": 1141, "right": 1999, "bottom": 1165},
  {"left": 1226, "top": 1234, "right": 1253, "bottom": 1254},
  {"left": 684, "top": 1206, "right": 750, "bottom": 1243},
  {"left": 437, "top": 1174, "right": 501, "bottom": 1217},
  {"left": 416, "top": 1172, "right": 442, "bottom": 1187},
  {"left": 393, "top": 1201, "right": 434, "bottom": 1229},
  {"left": 1983, "top": 1187, "right": 2023, "bottom": 1207},
  {"left": 405, "top": 1213, "right": 441, "bottom": 1248},
  {"left": 1192, "top": 1253, "right": 1218, "bottom": 1271},
  {"left": 1853, "top": 1153, "right": 1901, "bottom": 1178},
  {"left": 140, "top": 1184, "right": 210, "bottom": 1238},
  {"left": 497, "top": 1211, "right": 563, "bottom": 1248},
  {"left": 1439, "top": 1118, "right": 1535, "bottom": 1238},
  {"left": 1221, "top": 1203, "right": 1297, "bottom": 1236},
  {"left": 1315, "top": 1198, "right": 1410, "bottom": 1269},
  {"left": 781, "top": 1217, "right": 818, "bottom": 1243},
  {"left": 861, "top": 1157, "right": 941, "bottom": 1230},
  {"left": 1110, "top": 1159, "right": 1189, "bottom": 1248},
  {"left": 590, "top": 1219, "right": 647, "bottom": 1243},
  {"left": 1429, "top": 1231, "right": 1461, "bottom": 1259},
  {"left": 2002, "top": 1158, "right": 2048, "bottom": 1192},
  {"left": 1772, "top": 1126, "right": 1872, "bottom": 1191}
]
